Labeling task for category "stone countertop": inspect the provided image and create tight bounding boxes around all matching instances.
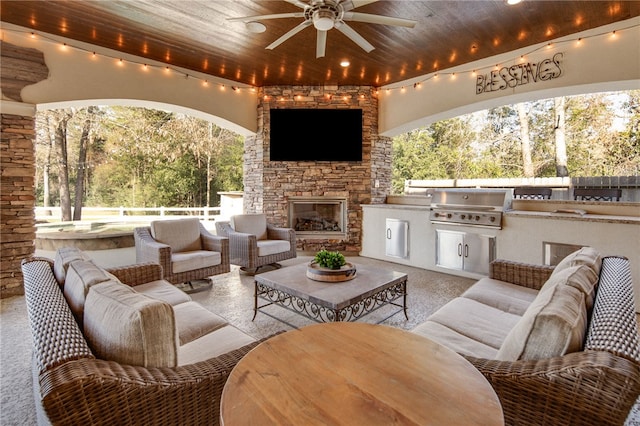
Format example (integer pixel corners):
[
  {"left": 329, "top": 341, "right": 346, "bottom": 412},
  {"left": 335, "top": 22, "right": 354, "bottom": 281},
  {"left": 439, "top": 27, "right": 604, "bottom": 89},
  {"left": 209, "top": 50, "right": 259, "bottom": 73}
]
[{"left": 504, "top": 209, "right": 640, "bottom": 225}]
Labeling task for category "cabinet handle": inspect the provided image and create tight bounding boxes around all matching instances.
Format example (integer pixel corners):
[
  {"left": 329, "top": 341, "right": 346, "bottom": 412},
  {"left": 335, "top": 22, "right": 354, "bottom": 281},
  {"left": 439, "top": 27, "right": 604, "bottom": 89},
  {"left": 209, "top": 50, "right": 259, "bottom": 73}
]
[
  {"left": 386, "top": 228, "right": 391, "bottom": 239},
  {"left": 464, "top": 244, "right": 469, "bottom": 258},
  {"left": 458, "top": 243, "right": 462, "bottom": 257}
]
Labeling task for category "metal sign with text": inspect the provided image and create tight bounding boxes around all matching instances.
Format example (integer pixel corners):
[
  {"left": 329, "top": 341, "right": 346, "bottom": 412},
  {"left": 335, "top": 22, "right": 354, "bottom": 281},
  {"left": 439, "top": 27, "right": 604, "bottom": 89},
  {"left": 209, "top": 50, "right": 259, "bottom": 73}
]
[{"left": 475, "top": 52, "right": 563, "bottom": 95}]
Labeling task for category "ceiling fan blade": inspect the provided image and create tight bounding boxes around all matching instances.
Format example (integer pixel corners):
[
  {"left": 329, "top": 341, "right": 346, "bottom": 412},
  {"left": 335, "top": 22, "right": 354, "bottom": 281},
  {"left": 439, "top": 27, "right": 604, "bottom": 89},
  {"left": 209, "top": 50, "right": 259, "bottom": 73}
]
[
  {"left": 343, "top": 12, "right": 417, "bottom": 28},
  {"left": 227, "top": 12, "right": 304, "bottom": 23},
  {"left": 335, "top": 22, "right": 374, "bottom": 53},
  {"left": 316, "top": 30, "right": 328, "bottom": 58},
  {"left": 284, "top": 0, "right": 310, "bottom": 9},
  {"left": 266, "top": 21, "right": 313, "bottom": 50},
  {"left": 341, "top": 0, "right": 378, "bottom": 12}
]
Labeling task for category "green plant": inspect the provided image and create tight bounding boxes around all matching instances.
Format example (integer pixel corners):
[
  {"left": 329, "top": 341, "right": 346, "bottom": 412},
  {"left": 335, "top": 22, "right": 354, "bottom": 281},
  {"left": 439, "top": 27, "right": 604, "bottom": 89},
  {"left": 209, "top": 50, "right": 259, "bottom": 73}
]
[{"left": 313, "top": 249, "right": 346, "bottom": 270}]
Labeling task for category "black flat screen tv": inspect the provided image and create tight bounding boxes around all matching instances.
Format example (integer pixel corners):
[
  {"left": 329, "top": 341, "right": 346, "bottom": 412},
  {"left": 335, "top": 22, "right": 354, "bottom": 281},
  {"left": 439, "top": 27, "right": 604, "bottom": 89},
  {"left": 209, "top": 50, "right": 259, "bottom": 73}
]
[{"left": 269, "top": 108, "right": 363, "bottom": 161}]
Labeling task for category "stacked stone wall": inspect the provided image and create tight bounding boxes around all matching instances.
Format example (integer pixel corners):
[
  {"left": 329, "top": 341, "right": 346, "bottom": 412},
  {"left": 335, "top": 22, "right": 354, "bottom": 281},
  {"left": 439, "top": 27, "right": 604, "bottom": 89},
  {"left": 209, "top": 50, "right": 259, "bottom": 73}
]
[
  {"left": 244, "top": 86, "right": 392, "bottom": 254},
  {"left": 1, "top": 114, "right": 36, "bottom": 297}
]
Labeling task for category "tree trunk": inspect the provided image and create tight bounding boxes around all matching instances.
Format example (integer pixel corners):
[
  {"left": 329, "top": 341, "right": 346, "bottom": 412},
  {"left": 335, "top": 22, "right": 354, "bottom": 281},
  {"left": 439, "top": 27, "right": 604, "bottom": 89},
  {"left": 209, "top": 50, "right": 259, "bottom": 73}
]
[
  {"left": 43, "top": 115, "right": 54, "bottom": 212},
  {"left": 554, "top": 97, "right": 569, "bottom": 177},
  {"left": 54, "top": 112, "right": 73, "bottom": 221},
  {"left": 516, "top": 103, "right": 534, "bottom": 178},
  {"left": 73, "top": 107, "right": 95, "bottom": 221}
]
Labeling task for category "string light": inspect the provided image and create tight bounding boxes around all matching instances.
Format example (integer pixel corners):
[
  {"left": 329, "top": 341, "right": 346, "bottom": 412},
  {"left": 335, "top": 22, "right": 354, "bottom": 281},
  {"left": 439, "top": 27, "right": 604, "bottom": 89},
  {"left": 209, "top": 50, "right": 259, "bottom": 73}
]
[
  {"left": 4, "top": 28, "right": 256, "bottom": 93},
  {"left": 379, "top": 23, "right": 635, "bottom": 94},
  {"left": 4, "top": 23, "right": 633, "bottom": 96}
]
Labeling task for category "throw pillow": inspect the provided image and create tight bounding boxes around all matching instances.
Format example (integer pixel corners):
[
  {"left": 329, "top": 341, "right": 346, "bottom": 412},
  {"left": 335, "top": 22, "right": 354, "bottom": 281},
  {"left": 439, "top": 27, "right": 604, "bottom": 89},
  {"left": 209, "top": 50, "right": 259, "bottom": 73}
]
[{"left": 84, "top": 280, "right": 178, "bottom": 368}]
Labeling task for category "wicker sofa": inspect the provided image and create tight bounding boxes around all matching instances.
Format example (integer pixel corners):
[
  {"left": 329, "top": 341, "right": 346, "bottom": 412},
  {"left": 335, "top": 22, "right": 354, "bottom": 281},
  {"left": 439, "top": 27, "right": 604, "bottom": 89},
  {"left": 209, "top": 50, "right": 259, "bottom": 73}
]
[
  {"left": 412, "top": 248, "right": 640, "bottom": 426},
  {"left": 22, "top": 247, "right": 275, "bottom": 426}
]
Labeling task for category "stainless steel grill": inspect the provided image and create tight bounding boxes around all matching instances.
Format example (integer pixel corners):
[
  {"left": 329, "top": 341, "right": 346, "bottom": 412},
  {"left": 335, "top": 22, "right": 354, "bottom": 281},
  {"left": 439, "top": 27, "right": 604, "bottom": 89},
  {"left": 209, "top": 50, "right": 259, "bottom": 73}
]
[{"left": 429, "top": 189, "right": 511, "bottom": 229}]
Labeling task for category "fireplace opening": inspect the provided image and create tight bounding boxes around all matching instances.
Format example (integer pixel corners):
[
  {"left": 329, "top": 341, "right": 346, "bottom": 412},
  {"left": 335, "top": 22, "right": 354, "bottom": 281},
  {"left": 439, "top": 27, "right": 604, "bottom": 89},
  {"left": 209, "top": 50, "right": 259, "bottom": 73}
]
[{"left": 288, "top": 198, "right": 346, "bottom": 235}]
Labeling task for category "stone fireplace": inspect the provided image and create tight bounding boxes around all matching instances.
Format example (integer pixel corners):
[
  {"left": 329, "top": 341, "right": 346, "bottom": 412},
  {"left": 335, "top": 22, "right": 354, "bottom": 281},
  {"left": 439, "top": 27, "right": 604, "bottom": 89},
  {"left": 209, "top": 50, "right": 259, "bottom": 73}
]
[
  {"left": 288, "top": 197, "right": 346, "bottom": 237},
  {"left": 242, "top": 85, "right": 393, "bottom": 254}
]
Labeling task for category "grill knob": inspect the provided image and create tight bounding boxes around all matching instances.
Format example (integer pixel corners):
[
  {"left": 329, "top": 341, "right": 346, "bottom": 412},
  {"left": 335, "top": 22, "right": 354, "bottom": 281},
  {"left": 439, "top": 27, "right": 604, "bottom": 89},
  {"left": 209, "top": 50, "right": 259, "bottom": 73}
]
[
  {"left": 489, "top": 216, "right": 496, "bottom": 222},
  {"left": 447, "top": 213, "right": 452, "bottom": 219},
  {"left": 475, "top": 215, "right": 480, "bottom": 221},
  {"left": 461, "top": 214, "right": 466, "bottom": 220}
]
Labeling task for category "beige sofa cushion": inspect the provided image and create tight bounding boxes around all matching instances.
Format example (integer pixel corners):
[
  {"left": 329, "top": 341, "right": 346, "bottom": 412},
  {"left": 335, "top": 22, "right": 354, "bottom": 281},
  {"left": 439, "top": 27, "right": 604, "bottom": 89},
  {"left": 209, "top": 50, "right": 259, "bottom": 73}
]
[
  {"left": 171, "top": 250, "right": 222, "bottom": 273},
  {"left": 461, "top": 277, "right": 539, "bottom": 316},
  {"left": 84, "top": 280, "right": 178, "bottom": 368},
  {"left": 63, "top": 260, "right": 112, "bottom": 325},
  {"left": 496, "top": 283, "right": 586, "bottom": 361},
  {"left": 412, "top": 320, "right": 499, "bottom": 359},
  {"left": 231, "top": 214, "right": 268, "bottom": 240},
  {"left": 178, "top": 325, "right": 256, "bottom": 366},
  {"left": 54, "top": 247, "right": 91, "bottom": 285},
  {"left": 422, "top": 297, "right": 522, "bottom": 351},
  {"left": 553, "top": 246, "right": 601, "bottom": 279},
  {"left": 541, "top": 264, "right": 599, "bottom": 310},
  {"left": 151, "top": 218, "right": 202, "bottom": 253},
  {"left": 134, "top": 280, "right": 192, "bottom": 305},
  {"left": 173, "top": 301, "right": 229, "bottom": 345},
  {"left": 256, "top": 240, "right": 291, "bottom": 257}
]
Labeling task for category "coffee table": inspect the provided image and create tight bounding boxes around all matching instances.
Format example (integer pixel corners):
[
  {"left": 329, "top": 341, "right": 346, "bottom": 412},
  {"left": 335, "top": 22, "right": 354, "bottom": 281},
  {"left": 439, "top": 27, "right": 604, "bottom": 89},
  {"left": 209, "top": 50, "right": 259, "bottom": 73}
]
[
  {"left": 220, "top": 322, "right": 504, "bottom": 426},
  {"left": 253, "top": 262, "right": 407, "bottom": 325}
]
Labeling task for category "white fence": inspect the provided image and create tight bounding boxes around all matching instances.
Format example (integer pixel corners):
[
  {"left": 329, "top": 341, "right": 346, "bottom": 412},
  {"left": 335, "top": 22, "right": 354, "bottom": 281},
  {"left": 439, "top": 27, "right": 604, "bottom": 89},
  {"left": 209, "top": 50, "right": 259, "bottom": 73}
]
[{"left": 35, "top": 206, "right": 223, "bottom": 223}]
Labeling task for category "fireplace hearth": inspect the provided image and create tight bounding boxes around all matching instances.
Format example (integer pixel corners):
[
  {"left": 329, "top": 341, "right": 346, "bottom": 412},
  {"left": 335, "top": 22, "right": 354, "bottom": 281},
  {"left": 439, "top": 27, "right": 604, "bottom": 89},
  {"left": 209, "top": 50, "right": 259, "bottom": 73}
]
[{"left": 288, "top": 197, "right": 346, "bottom": 236}]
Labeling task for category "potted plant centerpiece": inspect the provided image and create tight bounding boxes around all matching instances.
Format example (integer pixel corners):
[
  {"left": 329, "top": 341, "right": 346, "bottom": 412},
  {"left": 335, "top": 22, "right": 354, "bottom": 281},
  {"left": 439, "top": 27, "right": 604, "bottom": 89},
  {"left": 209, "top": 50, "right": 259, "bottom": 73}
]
[{"left": 307, "top": 249, "right": 357, "bottom": 282}]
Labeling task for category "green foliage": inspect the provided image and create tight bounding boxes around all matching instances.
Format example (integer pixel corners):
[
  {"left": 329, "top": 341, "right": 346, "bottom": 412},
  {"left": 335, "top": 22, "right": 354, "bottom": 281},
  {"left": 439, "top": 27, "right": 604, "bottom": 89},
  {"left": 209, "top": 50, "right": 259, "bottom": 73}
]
[
  {"left": 392, "top": 90, "right": 640, "bottom": 193},
  {"left": 313, "top": 250, "right": 346, "bottom": 270},
  {"left": 63, "top": 106, "right": 244, "bottom": 208}
]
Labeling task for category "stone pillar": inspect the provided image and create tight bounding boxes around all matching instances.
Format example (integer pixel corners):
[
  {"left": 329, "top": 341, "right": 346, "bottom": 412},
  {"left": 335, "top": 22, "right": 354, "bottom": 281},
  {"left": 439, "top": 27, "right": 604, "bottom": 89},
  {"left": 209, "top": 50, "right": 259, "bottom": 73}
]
[{"left": 1, "top": 113, "right": 36, "bottom": 297}]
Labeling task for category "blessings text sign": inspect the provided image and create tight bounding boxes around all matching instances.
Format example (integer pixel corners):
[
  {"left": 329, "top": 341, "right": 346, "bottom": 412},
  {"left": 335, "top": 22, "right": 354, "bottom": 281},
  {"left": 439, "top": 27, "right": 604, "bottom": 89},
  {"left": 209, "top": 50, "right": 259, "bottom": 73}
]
[{"left": 476, "top": 52, "right": 563, "bottom": 95}]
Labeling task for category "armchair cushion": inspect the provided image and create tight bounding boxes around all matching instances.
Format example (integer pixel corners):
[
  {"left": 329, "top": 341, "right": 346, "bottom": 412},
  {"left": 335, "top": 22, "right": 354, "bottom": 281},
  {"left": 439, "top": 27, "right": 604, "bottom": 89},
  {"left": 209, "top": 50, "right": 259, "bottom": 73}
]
[
  {"left": 231, "top": 214, "right": 268, "bottom": 240},
  {"left": 84, "top": 280, "right": 178, "bottom": 368},
  {"left": 150, "top": 218, "right": 202, "bottom": 253},
  {"left": 171, "top": 250, "right": 222, "bottom": 273},
  {"left": 257, "top": 240, "right": 291, "bottom": 257}
]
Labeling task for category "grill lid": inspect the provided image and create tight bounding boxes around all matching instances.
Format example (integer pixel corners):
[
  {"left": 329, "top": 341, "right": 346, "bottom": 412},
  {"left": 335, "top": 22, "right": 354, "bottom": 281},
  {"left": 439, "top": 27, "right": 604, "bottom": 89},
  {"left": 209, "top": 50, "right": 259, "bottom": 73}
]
[{"left": 430, "top": 189, "right": 511, "bottom": 211}]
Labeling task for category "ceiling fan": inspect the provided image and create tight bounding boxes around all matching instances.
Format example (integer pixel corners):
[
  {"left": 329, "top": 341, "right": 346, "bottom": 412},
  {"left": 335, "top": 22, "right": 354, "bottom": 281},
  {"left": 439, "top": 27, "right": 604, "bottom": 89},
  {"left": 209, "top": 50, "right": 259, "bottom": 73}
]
[{"left": 228, "top": 0, "right": 417, "bottom": 58}]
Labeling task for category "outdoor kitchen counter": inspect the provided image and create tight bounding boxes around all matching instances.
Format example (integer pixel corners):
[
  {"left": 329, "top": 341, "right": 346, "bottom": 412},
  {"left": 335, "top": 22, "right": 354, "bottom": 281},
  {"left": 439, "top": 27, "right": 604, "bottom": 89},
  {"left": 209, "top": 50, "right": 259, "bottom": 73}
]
[{"left": 507, "top": 199, "right": 640, "bottom": 224}]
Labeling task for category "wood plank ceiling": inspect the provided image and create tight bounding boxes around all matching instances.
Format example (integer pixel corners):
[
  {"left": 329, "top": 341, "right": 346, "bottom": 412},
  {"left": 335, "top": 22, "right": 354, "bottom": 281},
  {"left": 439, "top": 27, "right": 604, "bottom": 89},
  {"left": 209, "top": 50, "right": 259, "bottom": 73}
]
[{"left": 1, "top": 1, "right": 639, "bottom": 88}]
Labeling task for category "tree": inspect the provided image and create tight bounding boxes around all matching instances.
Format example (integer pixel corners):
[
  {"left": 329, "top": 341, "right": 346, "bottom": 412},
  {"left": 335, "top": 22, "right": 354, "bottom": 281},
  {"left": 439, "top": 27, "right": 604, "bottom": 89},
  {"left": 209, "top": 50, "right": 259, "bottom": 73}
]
[
  {"left": 554, "top": 97, "right": 569, "bottom": 177},
  {"left": 73, "top": 107, "right": 99, "bottom": 220},
  {"left": 515, "top": 103, "right": 534, "bottom": 178},
  {"left": 52, "top": 110, "right": 74, "bottom": 221}
]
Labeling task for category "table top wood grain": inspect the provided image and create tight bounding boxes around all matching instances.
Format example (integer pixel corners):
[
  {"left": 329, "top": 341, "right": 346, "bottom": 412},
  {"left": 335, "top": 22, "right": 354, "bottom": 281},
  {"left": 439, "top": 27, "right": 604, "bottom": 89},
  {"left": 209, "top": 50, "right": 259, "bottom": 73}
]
[{"left": 220, "top": 322, "right": 504, "bottom": 426}]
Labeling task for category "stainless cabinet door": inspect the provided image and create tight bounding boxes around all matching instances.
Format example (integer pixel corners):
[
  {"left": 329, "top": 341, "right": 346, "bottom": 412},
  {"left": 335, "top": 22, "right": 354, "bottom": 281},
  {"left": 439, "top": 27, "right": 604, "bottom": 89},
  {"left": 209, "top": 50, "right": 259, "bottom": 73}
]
[
  {"left": 385, "top": 219, "right": 409, "bottom": 258},
  {"left": 436, "top": 230, "right": 464, "bottom": 270},
  {"left": 463, "top": 233, "right": 496, "bottom": 275}
]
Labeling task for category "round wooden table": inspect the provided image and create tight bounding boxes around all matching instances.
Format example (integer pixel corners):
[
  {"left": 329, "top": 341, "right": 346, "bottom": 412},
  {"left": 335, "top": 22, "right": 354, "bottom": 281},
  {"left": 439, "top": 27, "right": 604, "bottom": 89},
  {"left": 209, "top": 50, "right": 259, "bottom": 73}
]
[{"left": 220, "top": 322, "right": 504, "bottom": 425}]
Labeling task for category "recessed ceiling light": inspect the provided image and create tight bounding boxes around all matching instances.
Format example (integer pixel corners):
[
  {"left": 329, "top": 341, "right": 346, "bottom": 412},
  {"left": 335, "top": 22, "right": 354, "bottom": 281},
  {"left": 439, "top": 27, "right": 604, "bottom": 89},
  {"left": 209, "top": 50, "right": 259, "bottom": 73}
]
[
  {"left": 246, "top": 21, "right": 266, "bottom": 33},
  {"left": 340, "top": 60, "right": 350, "bottom": 67},
  {"left": 506, "top": 0, "right": 522, "bottom": 4}
]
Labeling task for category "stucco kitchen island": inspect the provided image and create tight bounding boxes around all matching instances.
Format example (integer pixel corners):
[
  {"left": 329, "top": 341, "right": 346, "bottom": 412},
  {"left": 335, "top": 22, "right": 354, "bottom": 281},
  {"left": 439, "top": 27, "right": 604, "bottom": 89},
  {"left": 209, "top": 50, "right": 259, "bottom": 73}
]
[{"left": 361, "top": 196, "right": 640, "bottom": 311}]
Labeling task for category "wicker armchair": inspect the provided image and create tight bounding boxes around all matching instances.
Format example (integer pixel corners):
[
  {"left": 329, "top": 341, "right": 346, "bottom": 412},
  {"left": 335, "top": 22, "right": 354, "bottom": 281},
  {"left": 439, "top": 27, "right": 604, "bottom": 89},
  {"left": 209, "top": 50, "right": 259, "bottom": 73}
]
[
  {"left": 134, "top": 218, "right": 230, "bottom": 286},
  {"left": 215, "top": 213, "right": 296, "bottom": 274}
]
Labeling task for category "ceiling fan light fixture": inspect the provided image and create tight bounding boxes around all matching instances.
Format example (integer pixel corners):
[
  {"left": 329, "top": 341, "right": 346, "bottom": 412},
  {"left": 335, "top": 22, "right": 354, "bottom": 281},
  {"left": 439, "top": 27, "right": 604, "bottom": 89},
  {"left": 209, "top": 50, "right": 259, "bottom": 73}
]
[
  {"left": 313, "top": 10, "right": 335, "bottom": 31},
  {"left": 246, "top": 21, "right": 266, "bottom": 33}
]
